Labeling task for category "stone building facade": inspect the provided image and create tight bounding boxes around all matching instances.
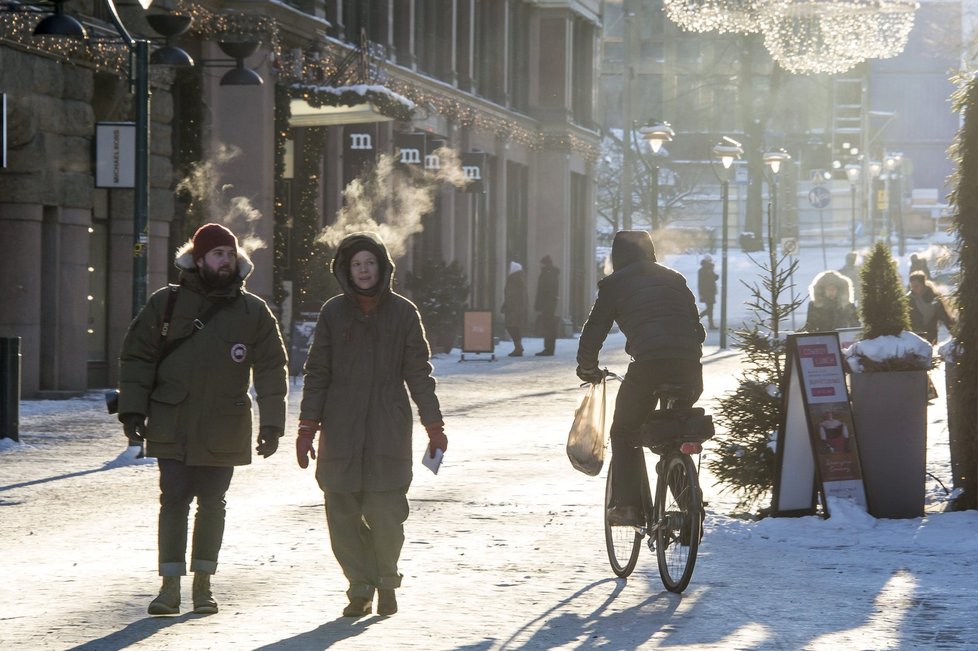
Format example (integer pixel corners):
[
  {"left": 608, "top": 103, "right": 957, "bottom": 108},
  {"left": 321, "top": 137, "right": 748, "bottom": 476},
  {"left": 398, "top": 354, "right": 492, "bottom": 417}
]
[{"left": 0, "top": 0, "right": 602, "bottom": 397}]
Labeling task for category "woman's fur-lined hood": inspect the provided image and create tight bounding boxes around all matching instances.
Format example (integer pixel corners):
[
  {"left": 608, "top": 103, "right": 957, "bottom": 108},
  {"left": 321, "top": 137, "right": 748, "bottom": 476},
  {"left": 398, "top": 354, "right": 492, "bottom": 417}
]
[
  {"left": 174, "top": 239, "right": 254, "bottom": 281},
  {"left": 808, "top": 270, "right": 854, "bottom": 306}
]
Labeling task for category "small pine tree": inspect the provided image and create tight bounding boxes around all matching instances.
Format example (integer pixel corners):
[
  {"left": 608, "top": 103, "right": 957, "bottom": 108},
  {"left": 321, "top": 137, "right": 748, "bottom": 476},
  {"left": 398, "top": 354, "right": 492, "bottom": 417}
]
[
  {"left": 708, "top": 204, "right": 804, "bottom": 513},
  {"left": 859, "top": 241, "right": 911, "bottom": 339},
  {"left": 404, "top": 259, "right": 470, "bottom": 352}
]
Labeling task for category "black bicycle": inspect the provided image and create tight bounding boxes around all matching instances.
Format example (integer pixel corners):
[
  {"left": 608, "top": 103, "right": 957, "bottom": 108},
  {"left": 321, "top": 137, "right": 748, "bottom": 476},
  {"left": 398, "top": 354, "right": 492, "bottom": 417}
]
[{"left": 603, "top": 377, "right": 714, "bottom": 593}]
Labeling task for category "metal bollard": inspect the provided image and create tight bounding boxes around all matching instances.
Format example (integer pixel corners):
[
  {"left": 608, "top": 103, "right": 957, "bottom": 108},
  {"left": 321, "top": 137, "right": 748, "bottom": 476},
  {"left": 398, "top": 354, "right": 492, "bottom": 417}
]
[{"left": 0, "top": 337, "right": 20, "bottom": 442}]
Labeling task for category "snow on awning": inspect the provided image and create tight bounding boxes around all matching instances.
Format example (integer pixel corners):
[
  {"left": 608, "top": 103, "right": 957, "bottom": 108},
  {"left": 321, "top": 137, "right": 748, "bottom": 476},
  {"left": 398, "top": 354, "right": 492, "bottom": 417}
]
[{"left": 289, "top": 84, "right": 415, "bottom": 127}]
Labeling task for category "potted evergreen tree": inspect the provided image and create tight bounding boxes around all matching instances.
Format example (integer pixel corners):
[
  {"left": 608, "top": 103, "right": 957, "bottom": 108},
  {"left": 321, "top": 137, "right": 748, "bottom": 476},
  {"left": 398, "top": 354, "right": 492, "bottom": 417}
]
[
  {"left": 844, "top": 241, "right": 933, "bottom": 518},
  {"left": 404, "top": 259, "right": 470, "bottom": 354}
]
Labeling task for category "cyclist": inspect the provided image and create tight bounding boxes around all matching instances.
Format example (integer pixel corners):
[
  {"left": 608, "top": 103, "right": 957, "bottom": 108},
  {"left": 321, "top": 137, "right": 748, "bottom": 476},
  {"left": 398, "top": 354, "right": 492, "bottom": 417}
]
[{"left": 576, "top": 230, "right": 705, "bottom": 527}]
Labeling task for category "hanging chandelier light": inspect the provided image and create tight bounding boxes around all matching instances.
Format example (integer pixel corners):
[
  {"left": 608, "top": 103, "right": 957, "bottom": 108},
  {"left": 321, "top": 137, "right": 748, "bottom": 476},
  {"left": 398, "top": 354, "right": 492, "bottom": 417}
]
[
  {"left": 663, "top": 0, "right": 918, "bottom": 75},
  {"left": 662, "top": 0, "right": 761, "bottom": 35},
  {"left": 758, "top": 0, "right": 917, "bottom": 75},
  {"left": 760, "top": 1, "right": 864, "bottom": 75}
]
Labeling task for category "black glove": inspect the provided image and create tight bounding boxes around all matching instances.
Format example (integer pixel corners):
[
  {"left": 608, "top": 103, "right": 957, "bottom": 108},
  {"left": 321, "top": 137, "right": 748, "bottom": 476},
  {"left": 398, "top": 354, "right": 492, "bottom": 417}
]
[
  {"left": 576, "top": 365, "right": 604, "bottom": 385},
  {"left": 256, "top": 426, "right": 282, "bottom": 458},
  {"left": 120, "top": 413, "right": 146, "bottom": 442}
]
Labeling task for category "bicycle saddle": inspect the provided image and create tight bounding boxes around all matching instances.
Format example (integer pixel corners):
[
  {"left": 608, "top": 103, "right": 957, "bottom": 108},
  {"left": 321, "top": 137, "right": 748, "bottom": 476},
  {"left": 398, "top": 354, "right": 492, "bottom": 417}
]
[{"left": 652, "top": 383, "right": 696, "bottom": 403}]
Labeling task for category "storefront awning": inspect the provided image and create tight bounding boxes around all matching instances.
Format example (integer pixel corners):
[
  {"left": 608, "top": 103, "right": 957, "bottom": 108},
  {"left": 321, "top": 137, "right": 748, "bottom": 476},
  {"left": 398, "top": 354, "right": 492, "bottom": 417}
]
[{"left": 288, "top": 84, "right": 415, "bottom": 127}]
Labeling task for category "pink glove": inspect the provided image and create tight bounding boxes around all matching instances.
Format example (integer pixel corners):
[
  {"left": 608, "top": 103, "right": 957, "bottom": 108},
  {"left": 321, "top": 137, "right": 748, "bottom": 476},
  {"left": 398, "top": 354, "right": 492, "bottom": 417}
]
[
  {"left": 425, "top": 421, "right": 447, "bottom": 458},
  {"left": 296, "top": 419, "right": 319, "bottom": 469}
]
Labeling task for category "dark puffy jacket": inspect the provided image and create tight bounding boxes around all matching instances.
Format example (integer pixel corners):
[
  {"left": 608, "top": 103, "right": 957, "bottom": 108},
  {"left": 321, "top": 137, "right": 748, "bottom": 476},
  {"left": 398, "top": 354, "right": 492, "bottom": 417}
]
[
  {"left": 299, "top": 232, "right": 442, "bottom": 493},
  {"left": 118, "top": 244, "right": 288, "bottom": 466},
  {"left": 577, "top": 231, "right": 704, "bottom": 368}
]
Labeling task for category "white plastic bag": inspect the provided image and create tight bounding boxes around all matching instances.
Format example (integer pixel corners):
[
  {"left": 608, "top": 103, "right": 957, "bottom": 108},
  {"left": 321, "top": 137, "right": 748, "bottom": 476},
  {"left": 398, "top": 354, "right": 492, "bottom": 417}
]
[{"left": 566, "top": 379, "right": 607, "bottom": 476}]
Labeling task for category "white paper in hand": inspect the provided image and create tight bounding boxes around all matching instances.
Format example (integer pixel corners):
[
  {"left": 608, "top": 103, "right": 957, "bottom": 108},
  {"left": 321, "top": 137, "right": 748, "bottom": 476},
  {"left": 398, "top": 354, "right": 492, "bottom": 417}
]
[{"left": 422, "top": 446, "right": 444, "bottom": 474}]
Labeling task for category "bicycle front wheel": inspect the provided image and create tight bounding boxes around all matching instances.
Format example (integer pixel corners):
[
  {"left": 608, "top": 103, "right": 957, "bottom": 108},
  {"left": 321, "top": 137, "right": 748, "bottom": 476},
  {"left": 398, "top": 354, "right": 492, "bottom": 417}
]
[
  {"left": 604, "top": 463, "right": 642, "bottom": 577},
  {"left": 654, "top": 452, "right": 702, "bottom": 593}
]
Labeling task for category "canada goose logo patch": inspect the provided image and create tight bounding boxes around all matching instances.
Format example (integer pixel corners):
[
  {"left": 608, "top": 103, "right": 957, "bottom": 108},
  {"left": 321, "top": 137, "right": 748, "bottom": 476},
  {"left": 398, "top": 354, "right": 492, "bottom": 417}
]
[{"left": 230, "top": 344, "right": 247, "bottom": 363}]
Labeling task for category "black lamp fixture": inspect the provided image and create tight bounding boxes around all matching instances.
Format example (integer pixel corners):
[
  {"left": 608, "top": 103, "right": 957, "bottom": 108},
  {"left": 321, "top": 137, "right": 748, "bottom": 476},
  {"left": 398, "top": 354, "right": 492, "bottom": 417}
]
[
  {"left": 33, "top": 0, "right": 86, "bottom": 38},
  {"left": 147, "top": 13, "right": 194, "bottom": 66},
  {"left": 217, "top": 40, "right": 263, "bottom": 86}
]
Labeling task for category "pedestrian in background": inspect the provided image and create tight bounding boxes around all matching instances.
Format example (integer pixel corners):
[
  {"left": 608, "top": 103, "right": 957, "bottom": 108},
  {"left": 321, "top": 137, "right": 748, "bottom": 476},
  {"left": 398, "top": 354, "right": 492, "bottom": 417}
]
[
  {"left": 909, "top": 253, "right": 931, "bottom": 280},
  {"left": 534, "top": 255, "right": 560, "bottom": 356},
  {"left": 838, "top": 251, "right": 862, "bottom": 305},
  {"left": 802, "top": 270, "right": 860, "bottom": 333},
  {"left": 697, "top": 255, "right": 718, "bottom": 330},
  {"left": 296, "top": 232, "right": 446, "bottom": 619},
  {"left": 908, "top": 270, "right": 955, "bottom": 344},
  {"left": 501, "top": 261, "right": 529, "bottom": 356},
  {"left": 118, "top": 223, "right": 288, "bottom": 616}
]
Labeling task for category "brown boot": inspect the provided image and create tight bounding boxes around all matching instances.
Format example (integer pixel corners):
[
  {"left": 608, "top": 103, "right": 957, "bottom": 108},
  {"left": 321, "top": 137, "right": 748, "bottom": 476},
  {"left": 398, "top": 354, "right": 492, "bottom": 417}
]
[
  {"left": 192, "top": 572, "right": 218, "bottom": 614},
  {"left": 147, "top": 576, "right": 181, "bottom": 616},
  {"left": 343, "top": 596, "right": 372, "bottom": 618},
  {"left": 377, "top": 589, "right": 398, "bottom": 616}
]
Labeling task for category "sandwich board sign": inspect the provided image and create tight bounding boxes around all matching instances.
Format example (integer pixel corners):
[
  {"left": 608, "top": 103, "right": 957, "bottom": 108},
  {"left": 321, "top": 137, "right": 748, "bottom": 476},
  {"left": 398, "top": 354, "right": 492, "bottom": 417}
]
[{"left": 772, "top": 332, "right": 868, "bottom": 517}]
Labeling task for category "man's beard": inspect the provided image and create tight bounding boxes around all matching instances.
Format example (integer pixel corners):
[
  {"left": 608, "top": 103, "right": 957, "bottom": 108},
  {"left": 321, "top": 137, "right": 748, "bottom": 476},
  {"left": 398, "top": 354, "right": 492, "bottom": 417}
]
[{"left": 200, "top": 265, "right": 234, "bottom": 289}]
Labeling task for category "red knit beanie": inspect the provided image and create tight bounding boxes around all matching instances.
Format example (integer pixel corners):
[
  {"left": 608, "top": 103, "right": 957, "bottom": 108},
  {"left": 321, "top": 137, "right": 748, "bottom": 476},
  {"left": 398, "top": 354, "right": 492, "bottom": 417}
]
[{"left": 192, "top": 223, "right": 238, "bottom": 261}]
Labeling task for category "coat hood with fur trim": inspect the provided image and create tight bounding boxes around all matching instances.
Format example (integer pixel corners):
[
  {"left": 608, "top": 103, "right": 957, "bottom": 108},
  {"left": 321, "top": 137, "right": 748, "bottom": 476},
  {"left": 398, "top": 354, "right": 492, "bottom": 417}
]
[{"left": 174, "top": 238, "right": 254, "bottom": 282}]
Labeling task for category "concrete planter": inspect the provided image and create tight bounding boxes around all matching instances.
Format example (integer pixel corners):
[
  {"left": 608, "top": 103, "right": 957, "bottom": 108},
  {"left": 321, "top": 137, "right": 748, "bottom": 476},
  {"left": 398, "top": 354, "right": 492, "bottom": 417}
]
[{"left": 850, "top": 370, "right": 928, "bottom": 519}]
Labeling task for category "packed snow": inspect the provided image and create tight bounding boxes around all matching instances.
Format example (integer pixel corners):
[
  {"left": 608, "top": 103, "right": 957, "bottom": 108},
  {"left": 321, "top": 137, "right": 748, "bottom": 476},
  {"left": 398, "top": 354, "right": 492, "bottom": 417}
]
[{"left": 1, "top": 240, "right": 972, "bottom": 650}]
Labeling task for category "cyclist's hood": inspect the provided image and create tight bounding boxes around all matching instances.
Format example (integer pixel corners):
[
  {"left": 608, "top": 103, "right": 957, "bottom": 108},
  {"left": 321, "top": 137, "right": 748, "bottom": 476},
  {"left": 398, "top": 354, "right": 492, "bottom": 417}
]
[{"left": 611, "top": 230, "right": 657, "bottom": 271}]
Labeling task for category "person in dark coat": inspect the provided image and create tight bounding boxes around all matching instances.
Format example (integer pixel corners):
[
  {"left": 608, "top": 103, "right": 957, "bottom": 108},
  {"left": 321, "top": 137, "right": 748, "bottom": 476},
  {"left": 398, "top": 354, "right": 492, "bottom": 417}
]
[
  {"left": 801, "top": 270, "right": 860, "bottom": 333},
  {"left": 296, "top": 232, "right": 446, "bottom": 619},
  {"left": 908, "top": 270, "right": 955, "bottom": 344},
  {"left": 909, "top": 253, "right": 931, "bottom": 280},
  {"left": 575, "top": 230, "right": 705, "bottom": 527},
  {"left": 697, "top": 255, "right": 718, "bottom": 329},
  {"left": 501, "top": 261, "right": 529, "bottom": 356},
  {"left": 838, "top": 251, "right": 862, "bottom": 306},
  {"left": 534, "top": 255, "right": 560, "bottom": 355},
  {"left": 118, "top": 223, "right": 288, "bottom": 616}
]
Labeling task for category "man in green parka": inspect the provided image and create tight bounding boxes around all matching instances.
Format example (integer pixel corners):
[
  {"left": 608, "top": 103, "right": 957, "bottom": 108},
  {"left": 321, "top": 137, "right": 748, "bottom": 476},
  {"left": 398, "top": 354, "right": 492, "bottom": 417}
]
[
  {"left": 118, "top": 223, "right": 287, "bottom": 616},
  {"left": 296, "top": 231, "right": 446, "bottom": 618}
]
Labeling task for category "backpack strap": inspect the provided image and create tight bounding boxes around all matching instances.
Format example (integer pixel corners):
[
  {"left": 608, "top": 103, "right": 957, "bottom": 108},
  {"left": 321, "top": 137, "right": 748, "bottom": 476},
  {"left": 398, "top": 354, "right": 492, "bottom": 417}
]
[
  {"left": 158, "top": 284, "right": 180, "bottom": 344},
  {"left": 156, "top": 293, "right": 236, "bottom": 367}
]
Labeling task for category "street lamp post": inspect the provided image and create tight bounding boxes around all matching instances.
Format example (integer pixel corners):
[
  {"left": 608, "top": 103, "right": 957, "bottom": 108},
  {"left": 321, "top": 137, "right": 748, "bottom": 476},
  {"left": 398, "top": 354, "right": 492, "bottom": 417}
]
[
  {"left": 712, "top": 138, "right": 744, "bottom": 350},
  {"left": 34, "top": 1, "right": 194, "bottom": 317},
  {"left": 845, "top": 163, "right": 861, "bottom": 251},
  {"left": 868, "top": 160, "right": 882, "bottom": 244},
  {"left": 762, "top": 149, "right": 790, "bottom": 245},
  {"left": 885, "top": 153, "right": 904, "bottom": 255},
  {"left": 640, "top": 120, "right": 674, "bottom": 231}
]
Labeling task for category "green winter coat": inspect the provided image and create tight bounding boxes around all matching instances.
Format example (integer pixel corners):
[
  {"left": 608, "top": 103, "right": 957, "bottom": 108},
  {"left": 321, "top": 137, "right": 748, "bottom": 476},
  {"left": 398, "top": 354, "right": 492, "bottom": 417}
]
[
  {"left": 118, "top": 244, "right": 288, "bottom": 466},
  {"left": 299, "top": 232, "right": 442, "bottom": 493}
]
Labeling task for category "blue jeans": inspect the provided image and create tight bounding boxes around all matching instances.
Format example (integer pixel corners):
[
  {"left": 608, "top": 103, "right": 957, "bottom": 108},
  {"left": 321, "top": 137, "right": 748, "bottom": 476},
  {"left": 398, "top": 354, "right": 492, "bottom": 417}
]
[{"left": 157, "top": 459, "right": 234, "bottom": 576}]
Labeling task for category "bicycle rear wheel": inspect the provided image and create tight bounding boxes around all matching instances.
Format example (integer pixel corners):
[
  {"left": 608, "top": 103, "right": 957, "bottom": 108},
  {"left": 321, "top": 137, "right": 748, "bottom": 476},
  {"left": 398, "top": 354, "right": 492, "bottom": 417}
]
[
  {"left": 654, "top": 452, "right": 702, "bottom": 593},
  {"left": 604, "top": 463, "right": 642, "bottom": 577}
]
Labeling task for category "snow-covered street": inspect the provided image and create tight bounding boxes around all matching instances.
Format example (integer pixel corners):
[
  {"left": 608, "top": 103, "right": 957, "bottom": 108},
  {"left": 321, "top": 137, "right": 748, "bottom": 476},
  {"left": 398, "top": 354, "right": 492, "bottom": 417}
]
[{"left": 2, "top": 244, "right": 974, "bottom": 651}]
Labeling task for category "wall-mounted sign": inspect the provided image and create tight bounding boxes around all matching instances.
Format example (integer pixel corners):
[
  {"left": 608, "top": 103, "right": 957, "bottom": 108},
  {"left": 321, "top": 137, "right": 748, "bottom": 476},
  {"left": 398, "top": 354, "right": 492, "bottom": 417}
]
[
  {"left": 95, "top": 122, "right": 135, "bottom": 188},
  {"left": 772, "top": 332, "right": 867, "bottom": 517},
  {"left": 425, "top": 138, "right": 446, "bottom": 171},
  {"left": 394, "top": 132, "right": 426, "bottom": 166},
  {"left": 344, "top": 124, "right": 378, "bottom": 188},
  {"left": 460, "top": 152, "right": 487, "bottom": 193}
]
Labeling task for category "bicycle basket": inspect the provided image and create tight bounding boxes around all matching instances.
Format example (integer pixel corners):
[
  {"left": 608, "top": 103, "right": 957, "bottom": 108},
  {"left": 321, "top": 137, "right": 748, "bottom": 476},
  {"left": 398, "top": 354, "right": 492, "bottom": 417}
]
[{"left": 639, "top": 407, "right": 715, "bottom": 451}]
